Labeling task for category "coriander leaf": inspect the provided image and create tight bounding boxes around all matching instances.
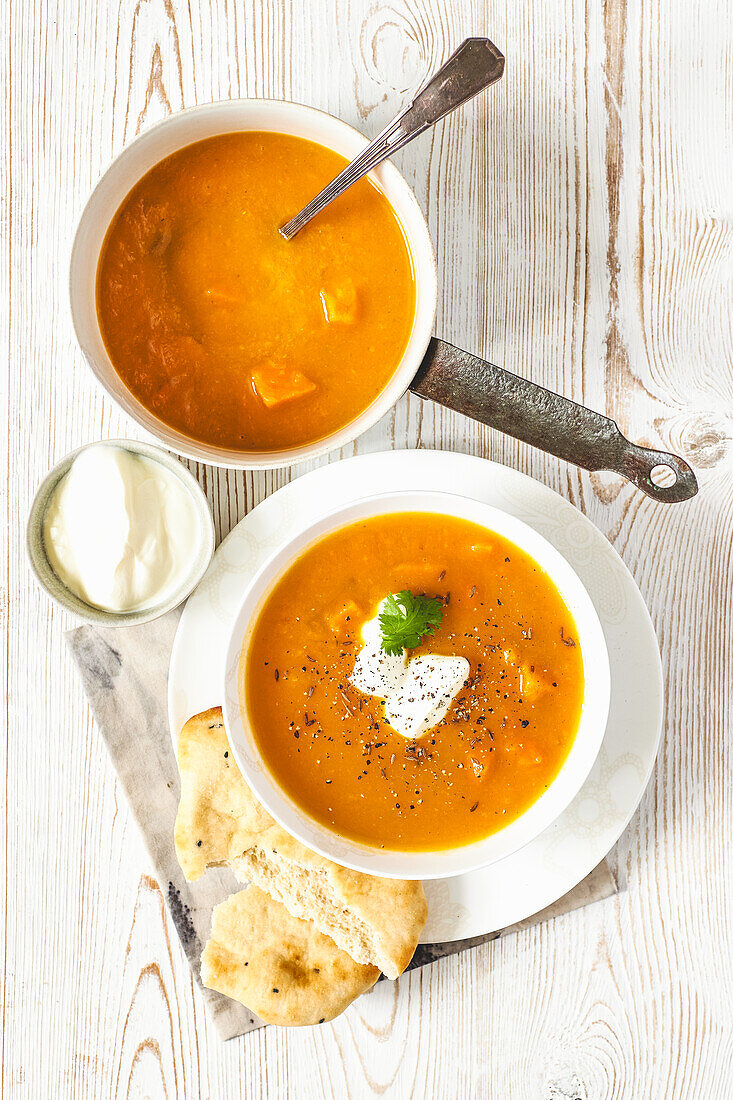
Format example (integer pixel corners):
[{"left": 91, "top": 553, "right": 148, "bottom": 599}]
[{"left": 378, "top": 590, "right": 444, "bottom": 656}]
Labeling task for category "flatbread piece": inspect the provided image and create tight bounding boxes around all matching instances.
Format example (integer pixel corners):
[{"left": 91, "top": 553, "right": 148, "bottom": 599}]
[
  {"left": 174, "top": 707, "right": 271, "bottom": 880},
  {"left": 201, "top": 886, "right": 380, "bottom": 1026},
  {"left": 174, "top": 707, "right": 427, "bottom": 978}
]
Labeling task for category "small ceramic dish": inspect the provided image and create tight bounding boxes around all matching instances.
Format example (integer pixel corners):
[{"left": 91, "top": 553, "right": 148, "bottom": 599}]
[
  {"left": 69, "top": 99, "right": 438, "bottom": 470},
  {"left": 27, "top": 439, "right": 215, "bottom": 626},
  {"left": 222, "top": 489, "right": 611, "bottom": 880}
]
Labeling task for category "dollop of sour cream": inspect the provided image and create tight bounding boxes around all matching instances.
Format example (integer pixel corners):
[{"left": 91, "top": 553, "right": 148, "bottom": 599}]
[
  {"left": 42, "top": 445, "right": 200, "bottom": 612},
  {"left": 350, "top": 601, "right": 470, "bottom": 739}
]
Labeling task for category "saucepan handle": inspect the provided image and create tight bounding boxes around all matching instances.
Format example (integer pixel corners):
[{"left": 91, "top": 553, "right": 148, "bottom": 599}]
[{"left": 409, "top": 338, "right": 698, "bottom": 504}]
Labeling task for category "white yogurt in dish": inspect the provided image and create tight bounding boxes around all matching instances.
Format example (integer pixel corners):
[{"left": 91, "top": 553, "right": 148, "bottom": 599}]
[
  {"left": 42, "top": 444, "right": 201, "bottom": 612},
  {"left": 350, "top": 601, "right": 470, "bottom": 739}
]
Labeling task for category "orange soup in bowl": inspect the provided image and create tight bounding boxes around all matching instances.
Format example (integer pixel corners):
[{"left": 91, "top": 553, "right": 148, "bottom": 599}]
[
  {"left": 243, "top": 512, "right": 585, "bottom": 852},
  {"left": 95, "top": 132, "right": 416, "bottom": 453}
]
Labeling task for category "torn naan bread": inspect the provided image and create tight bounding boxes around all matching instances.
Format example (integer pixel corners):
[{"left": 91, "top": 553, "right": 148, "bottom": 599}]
[
  {"left": 201, "top": 886, "right": 379, "bottom": 1026},
  {"left": 175, "top": 707, "right": 427, "bottom": 979}
]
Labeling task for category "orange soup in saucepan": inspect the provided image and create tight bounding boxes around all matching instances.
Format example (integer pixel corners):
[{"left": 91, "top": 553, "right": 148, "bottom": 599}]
[
  {"left": 242, "top": 513, "right": 585, "bottom": 852},
  {"left": 96, "top": 132, "right": 416, "bottom": 452}
]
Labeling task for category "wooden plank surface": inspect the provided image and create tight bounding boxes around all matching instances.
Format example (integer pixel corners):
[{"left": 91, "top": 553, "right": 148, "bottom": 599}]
[{"left": 3, "top": 0, "right": 731, "bottom": 1096}]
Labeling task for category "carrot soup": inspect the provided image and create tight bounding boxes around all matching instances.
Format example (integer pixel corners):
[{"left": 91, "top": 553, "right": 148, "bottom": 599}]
[
  {"left": 96, "top": 132, "right": 416, "bottom": 452},
  {"left": 242, "top": 513, "right": 585, "bottom": 852}
]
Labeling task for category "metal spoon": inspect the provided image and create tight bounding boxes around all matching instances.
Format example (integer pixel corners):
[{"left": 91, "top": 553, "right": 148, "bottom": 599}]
[{"left": 280, "top": 37, "right": 505, "bottom": 240}]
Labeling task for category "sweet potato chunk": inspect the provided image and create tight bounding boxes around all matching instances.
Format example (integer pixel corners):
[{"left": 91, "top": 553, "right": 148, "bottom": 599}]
[
  {"left": 251, "top": 366, "right": 317, "bottom": 408},
  {"left": 519, "top": 666, "right": 549, "bottom": 701},
  {"left": 320, "top": 281, "right": 358, "bottom": 325}
]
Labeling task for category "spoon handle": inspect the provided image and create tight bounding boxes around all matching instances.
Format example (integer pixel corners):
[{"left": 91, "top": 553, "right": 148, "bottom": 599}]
[
  {"left": 409, "top": 338, "right": 698, "bottom": 504},
  {"left": 280, "top": 38, "right": 505, "bottom": 240}
]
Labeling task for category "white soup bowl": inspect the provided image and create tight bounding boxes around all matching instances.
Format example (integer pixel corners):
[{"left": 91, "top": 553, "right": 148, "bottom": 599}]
[
  {"left": 222, "top": 490, "right": 611, "bottom": 879},
  {"left": 69, "top": 99, "right": 438, "bottom": 469}
]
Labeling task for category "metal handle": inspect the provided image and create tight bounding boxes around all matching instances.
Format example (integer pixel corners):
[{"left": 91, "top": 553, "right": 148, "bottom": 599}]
[
  {"left": 409, "top": 338, "right": 698, "bottom": 504},
  {"left": 280, "top": 38, "right": 505, "bottom": 240}
]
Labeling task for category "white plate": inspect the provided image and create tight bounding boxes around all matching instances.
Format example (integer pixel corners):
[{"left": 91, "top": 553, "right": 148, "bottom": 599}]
[{"left": 169, "top": 450, "right": 663, "bottom": 942}]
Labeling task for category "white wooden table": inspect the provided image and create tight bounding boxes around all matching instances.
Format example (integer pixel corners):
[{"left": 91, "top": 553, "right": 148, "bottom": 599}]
[{"left": 4, "top": 1, "right": 731, "bottom": 1096}]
